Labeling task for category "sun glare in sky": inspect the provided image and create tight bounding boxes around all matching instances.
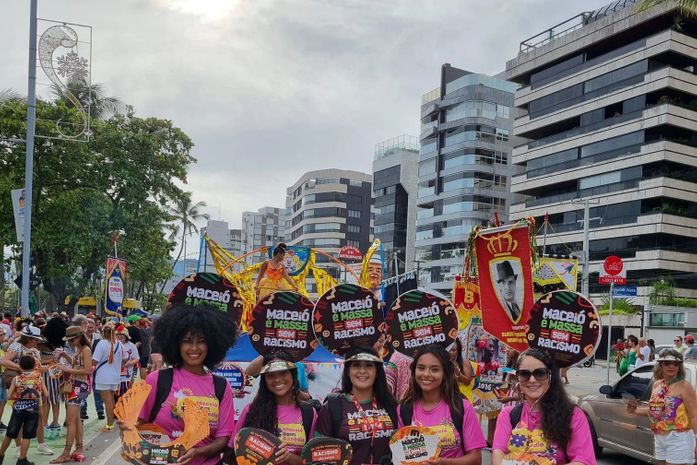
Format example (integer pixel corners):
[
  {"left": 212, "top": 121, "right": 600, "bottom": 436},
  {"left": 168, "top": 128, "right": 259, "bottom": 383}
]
[{"left": 163, "top": 0, "right": 241, "bottom": 21}]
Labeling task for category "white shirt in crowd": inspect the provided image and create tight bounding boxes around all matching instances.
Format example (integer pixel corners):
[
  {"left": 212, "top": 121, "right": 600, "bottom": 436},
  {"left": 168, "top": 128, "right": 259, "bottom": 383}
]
[
  {"left": 635, "top": 345, "right": 651, "bottom": 367},
  {"left": 92, "top": 339, "right": 123, "bottom": 386}
]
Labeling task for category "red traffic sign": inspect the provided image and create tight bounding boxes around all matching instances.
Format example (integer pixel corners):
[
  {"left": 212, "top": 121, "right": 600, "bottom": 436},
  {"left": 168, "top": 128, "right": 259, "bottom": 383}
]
[
  {"left": 599, "top": 255, "right": 626, "bottom": 285},
  {"left": 337, "top": 245, "right": 362, "bottom": 261}
]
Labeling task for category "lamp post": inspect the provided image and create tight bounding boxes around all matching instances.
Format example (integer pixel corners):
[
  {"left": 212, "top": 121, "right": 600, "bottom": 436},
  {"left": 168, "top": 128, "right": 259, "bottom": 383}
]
[{"left": 20, "top": 0, "right": 38, "bottom": 317}]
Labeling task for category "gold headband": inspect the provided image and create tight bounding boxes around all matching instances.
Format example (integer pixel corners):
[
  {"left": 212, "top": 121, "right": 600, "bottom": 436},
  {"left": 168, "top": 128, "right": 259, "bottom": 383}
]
[
  {"left": 345, "top": 353, "right": 382, "bottom": 364},
  {"left": 259, "top": 360, "right": 296, "bottom": 375}
]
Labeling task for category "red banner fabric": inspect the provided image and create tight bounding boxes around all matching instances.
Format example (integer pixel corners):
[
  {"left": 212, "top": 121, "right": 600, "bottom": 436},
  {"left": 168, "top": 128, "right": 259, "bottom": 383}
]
[{"left": 474, "top": 224, "right": 533, "bottom": 351}]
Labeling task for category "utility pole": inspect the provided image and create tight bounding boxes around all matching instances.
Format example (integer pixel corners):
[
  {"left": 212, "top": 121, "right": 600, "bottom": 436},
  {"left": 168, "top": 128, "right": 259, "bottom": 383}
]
[
  {"left": 21, "top": 0, "right": 38, "bottom": 317},
  {"left": 572, "top": 198, "right": 601, "bottom": 297}
]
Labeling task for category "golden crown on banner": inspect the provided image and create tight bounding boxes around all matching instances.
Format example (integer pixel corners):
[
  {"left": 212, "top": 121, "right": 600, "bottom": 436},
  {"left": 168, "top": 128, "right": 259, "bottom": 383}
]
[{"left": 483, "top": 229, "right": 518, "bottom": 257}]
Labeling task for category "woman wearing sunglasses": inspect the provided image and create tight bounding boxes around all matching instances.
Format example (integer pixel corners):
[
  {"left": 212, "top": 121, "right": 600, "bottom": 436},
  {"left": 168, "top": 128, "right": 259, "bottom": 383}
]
[
  {"left": 627, "top": 349, "right": 697, "bottom": 465},
  {"left": 492, "top": 348, "right": 596, "bottom": 465},
  {"left": 398, "top": 345, "right": 485, "bottom": 465},
  {"left": 314, "top": 346, "right": 397, "bottom": 465}
]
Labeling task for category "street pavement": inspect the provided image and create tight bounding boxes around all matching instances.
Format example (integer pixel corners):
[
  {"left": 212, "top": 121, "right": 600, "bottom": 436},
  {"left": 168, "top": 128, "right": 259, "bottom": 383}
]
[{"left": 36, "top": 362, "right": 647, "bottom": 465}]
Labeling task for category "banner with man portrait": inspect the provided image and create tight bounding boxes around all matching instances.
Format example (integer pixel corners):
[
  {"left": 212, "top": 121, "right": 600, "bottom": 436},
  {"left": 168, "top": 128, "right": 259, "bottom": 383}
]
[{"left": 473, "top": 223, "right": 534, "bottom": 351}]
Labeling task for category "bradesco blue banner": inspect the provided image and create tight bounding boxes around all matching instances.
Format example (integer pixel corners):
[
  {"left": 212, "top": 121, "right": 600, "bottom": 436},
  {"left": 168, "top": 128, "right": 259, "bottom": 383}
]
[{"left": 105, "top": 257, "right": 127, "bottom": 316}]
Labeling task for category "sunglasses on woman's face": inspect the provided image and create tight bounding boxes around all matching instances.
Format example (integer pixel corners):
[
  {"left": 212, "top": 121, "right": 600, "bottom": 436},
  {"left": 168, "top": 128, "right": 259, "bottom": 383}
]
[
  {"left": 660, "top": 361, "right": 681, "bottom": 367},
  {"left": 517, "top": 367, "right": 550, "bottom": 382}
]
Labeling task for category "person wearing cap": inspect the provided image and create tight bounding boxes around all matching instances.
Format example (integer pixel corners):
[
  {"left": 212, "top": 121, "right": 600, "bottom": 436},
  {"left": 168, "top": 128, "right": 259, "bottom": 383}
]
[
  {"left": 627, "top": 349, "right": 697, "bottom": 465},
  {"left": 115, "top": 324, "right": 139, "bottom": 398},
  {"left": 50, "top": 326, "right": 93, "bottom": 464},
  {"left": 684, "top": 335, "right": 697, "bottom": 361},
  {"left": 492, "top": 348, "right": 596, "bottom": 465},
  {"left": 495, "top": 260, "right": 521, "bottom": 323},
  {"left": 399, "top": 344, "right": 486, "bottom": 464},
  {"left": 126, "top": 304, "right": 238, "bottom": 465},
  {"left": 315, "top": 346, "right": 397, "bottom": 465},
  {"left": 126, "top": 315, "right": 143, "bottom": 351},
  {"left": 1, "top": 325, "right": 56, "bottom": 456},
  {"left": 235, "top": 352, "right": 317, "bottom": 465}
]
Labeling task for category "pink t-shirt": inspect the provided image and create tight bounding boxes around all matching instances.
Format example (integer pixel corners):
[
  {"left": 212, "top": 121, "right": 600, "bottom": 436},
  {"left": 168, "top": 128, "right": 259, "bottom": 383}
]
[
  {"left": 235, "top": 403, "right": 317, "bottom": 461},
  {"left": 139, "top": 368, "right": 236, "bottom": 465},
  {"left": 492, "top": 403, "right": 596, "bottom": 465},
  {"left": 397, "top": 398, "right": 486, "bottom": 457}
]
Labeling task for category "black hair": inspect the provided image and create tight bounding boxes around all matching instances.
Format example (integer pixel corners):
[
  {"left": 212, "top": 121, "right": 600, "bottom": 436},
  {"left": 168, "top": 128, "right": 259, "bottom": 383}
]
[
  {"left": 19, "top": 355, "right": 36, "bottom": 371},
  {"left": 341, "top": 346, "right": 396, "bottom": 415},
  {"left": 152, "top": 304, "right": 238, "bottom": 370},
  {"left": 452, "top": 337, "right": 465, "bottom": 373},
  {"left": 403, "top": 344, "right": 463, "bottom": 419},
  {"left": 627, "top": 335, "right": 638, "bottom": 345},
  {"left": 42, "top": 317, "right": 68, "bottom": 350},
  {"left": 243, "top": 351, "right": 300, "bottom": 434},
  {"left": 272, "top": 243, "right": 287, "bottom": 258},
  {"left": 516, "top": 348, "right": 575, "bottom": 451}
]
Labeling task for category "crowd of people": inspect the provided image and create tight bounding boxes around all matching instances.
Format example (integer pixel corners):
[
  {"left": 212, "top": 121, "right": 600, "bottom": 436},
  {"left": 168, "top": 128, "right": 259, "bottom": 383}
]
[
  {"left": 0, "top": 309, "right": 155, "bottom": 465},
  {"left": 4, "top": 301, "right": 697, "bottom": 465}
]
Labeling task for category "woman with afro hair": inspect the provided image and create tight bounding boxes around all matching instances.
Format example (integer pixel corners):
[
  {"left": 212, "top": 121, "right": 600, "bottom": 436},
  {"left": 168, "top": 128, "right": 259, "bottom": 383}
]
[{"left": 135, "top": 304, "right": 238, "bottom": 465}]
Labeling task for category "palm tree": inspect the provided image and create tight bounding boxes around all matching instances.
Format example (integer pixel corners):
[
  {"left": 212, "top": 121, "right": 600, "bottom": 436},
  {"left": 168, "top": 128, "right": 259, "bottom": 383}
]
[
  {"left": 637, "top": 0, "right": 697, "bottom": 17},
  {"left": 49, "top": 79, "right": 123, "bottom": 119},
  {"left": 0, "top": 88, "right": 22, "bottom": 104},
  {"left": 162, "top": 194, "right": 209, "bottom": 290}
]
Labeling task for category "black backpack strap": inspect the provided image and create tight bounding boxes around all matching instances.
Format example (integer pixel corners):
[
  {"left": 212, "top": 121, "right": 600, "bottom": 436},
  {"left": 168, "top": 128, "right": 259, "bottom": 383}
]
[
  {"left": 509, "top": 403, "right": 524, "bottom": 429},
  {"left": 450, "top": 397, "right": 465, "bottom": 449},
  {"left": 213, "top": 374, "right": 227, "bottom": 404},
  {"left": 327, "top": 394, "right": 343, "bottom": 438},
  {"left": 399, "top": 401, "right": 413, "bottom": 426},
  {"left": 148, "top": 368, "right": 174, "bottom": 423},
  {"left": 299, "top": 401, "right": 314, "bottom": 440}
]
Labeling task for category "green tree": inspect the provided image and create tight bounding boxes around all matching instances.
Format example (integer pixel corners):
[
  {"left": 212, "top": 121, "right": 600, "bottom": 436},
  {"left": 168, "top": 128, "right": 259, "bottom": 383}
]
[
  {"left": 0, "top": 97, "right": 196, "bottom": 313},
  {"left": 637, "top": 0, "right": 697, "bottom": 17}
]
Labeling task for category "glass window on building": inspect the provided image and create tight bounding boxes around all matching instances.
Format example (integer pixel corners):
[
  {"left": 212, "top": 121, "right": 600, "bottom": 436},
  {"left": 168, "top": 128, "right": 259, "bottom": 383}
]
[{"left": 348, "top": 209, "right": 361, "bottom": 218}]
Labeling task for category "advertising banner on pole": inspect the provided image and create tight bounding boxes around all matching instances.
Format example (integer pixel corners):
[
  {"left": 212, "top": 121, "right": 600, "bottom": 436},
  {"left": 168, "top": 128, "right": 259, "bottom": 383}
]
[
  {"left": 105, "top": 256, "right": 127, "bottom": 316},
  {"left": 474, "top": 224, "right": 534, "bottom": 351},
  {"left": 10, "top": 189, "right": 25, "bottom": 243}
]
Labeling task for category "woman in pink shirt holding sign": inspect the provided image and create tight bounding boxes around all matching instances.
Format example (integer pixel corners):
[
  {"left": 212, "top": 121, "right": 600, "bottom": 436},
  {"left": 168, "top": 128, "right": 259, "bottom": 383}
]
[
  {"left": 129, "top": 304, "right": 238, "bottom": 465},
  {"left": 492, "top": 348, "right": 596, "bottom": 465},
  {"left": 235, "top": 353, "right": 317, "bottom": 465},
  {"left": 397, "top": 344, "right": 486, "bottom": 465}
]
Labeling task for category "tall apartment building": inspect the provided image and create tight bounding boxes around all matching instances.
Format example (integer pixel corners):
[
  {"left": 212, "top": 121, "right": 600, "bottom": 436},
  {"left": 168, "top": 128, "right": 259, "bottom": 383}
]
[
  {"left": 373, "top": 135, "right": 419, "bottom": 275},
  {"left": 286, "top": 169, "right": 372, "bottom": 290},
  {"left": 506, "top": 1, "right": 697, "bottom": 297},
  {"left": 241, "top": 207, "right": 287, "bottom": 265},
  {"left": 416, "top": 64, "right": 517, "bottom": 293},
  {"left": 199, "top": 220, "right": 242, "bottom": 273}
]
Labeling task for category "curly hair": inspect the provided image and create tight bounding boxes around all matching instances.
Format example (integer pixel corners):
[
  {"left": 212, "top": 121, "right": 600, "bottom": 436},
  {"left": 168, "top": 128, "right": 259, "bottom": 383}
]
[
  {"left": 516, "top": 348, "right": 575, "bottom": 451},
  {"left": 152, "top": 304, "right": 238, "bottom": 370},
  {"left": 243, "top": 351, "right": 300, "bottom": 434},
  {"left": 42, "top": 317, "right": 68, "bottom": 350},
  {"left": 402, "top": 344, "right": 463, "bottom": 419}
]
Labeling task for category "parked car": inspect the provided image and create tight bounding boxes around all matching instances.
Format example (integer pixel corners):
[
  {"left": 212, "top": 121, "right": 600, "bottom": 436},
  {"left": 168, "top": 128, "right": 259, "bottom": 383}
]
[{"left": 578, "top": 361, "right": 697, "bottom": 463}]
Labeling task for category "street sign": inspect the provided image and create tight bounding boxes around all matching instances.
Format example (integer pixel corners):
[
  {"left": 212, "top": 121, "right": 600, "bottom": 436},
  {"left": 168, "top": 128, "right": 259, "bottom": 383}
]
[
  {"left": 613, "top": 286, "right": 637, "bottom": 297},
  {"left": 599, "top": 255, "right": 626, "bottom": 285}
]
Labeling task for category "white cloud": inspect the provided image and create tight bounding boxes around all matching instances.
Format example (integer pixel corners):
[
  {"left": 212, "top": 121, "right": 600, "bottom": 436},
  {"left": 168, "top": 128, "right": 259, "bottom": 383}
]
[{"left": 2, "top": 0, "right": 611, "bottom": 242}]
